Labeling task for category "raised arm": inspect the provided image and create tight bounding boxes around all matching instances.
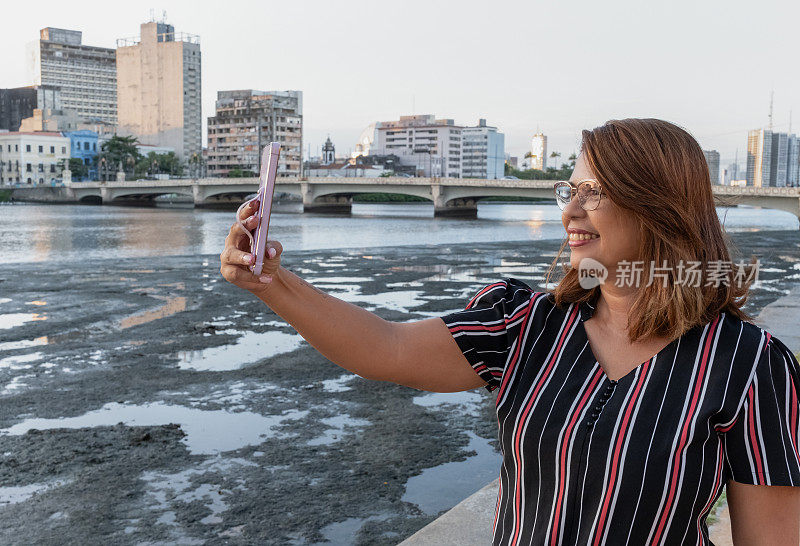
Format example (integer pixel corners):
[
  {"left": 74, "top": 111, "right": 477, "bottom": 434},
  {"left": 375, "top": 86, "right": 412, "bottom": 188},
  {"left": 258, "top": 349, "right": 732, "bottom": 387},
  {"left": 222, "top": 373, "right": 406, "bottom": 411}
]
[{"left": 219, "top": 201, "right": 484, "bottom": 392}]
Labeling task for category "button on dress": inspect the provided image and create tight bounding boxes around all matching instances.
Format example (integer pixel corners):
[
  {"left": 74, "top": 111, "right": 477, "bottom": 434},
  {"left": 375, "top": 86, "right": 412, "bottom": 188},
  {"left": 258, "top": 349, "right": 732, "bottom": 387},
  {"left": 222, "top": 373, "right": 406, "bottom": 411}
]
[{"left": 441, "top": 278, "right": 800, "bottom": 545}]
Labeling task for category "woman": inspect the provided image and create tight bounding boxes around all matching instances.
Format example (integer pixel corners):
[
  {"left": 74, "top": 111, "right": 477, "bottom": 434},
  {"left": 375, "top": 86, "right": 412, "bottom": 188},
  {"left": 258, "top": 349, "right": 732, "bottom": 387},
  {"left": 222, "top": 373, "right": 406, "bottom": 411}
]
[{"left": 220, "top": 118, "right": 800, "bottom": 544}]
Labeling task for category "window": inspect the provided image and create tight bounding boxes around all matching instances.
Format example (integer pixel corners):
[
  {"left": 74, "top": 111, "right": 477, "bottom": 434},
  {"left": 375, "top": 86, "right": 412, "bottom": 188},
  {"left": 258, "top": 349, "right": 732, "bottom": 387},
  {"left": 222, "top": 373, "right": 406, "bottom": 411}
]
[
  {"left": 39, "top": 178, "right": 44, "bottom": 184},
  {"left": 62, "top": 147, "right": 66, "bottom": 154},
  {"left": 83, "top": 142, "right": 89, "bottom": 151},
  {"left": 50, "top": 146, "right": 55, "bottom": 154},
  {"left": 26, "top": 145, "right": 31, "bottom": 152},
  {"left": 38, "top": 164, "right": 44, "bottom": 172},
  {"left": 26, "top": 164, "right": 32, "bottom": 172},
  {"left": 38, "top": 146, "right": 43, "bottom": 153},
  {"left": 50, "top": 165, "right": 55, "bottom": 173}
]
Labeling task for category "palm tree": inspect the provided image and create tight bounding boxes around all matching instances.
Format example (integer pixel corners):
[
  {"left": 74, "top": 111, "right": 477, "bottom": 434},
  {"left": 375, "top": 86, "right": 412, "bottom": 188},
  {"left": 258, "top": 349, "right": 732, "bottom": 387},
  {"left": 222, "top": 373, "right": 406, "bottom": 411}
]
[{"left": 550, "top": 151, "right": 561, "bottom": 169}]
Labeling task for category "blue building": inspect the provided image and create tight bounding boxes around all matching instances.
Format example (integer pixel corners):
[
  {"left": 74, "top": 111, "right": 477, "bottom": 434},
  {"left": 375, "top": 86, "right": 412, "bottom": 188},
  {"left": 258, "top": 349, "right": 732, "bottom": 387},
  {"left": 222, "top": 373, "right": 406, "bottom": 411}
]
[{"left": 64, "top": 130, "right": 98, "bottom": 181}]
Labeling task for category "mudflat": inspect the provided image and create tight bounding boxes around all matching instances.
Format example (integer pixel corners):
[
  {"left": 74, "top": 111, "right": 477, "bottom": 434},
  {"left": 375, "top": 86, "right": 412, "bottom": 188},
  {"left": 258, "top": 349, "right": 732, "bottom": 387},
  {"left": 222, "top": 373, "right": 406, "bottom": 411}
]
[{"left": 0, "top": 231, "right": 797, "bottom": 545}]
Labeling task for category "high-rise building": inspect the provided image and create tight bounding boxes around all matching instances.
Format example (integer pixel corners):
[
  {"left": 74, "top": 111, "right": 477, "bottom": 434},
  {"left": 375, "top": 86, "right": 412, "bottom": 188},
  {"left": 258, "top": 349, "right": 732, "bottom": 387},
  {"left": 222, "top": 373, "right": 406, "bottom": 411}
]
[
  {"left": 0, "top": 86, "right": 61, "bottom": 131},
  {"left": 788, "top": 135, "right": 800, "bottom": 187},
  {"left": 368, "top": 114, "right": 463, "bottom": 177},
  {"left": 746, "top": 129, "right": 800, "bottom": 187},
  {"left": 746, "top": 129, "right": 772, "bottom": 187},
  {"left": 531, "top": 133, "right": 547, "bottom": 171},
  {"left": 702, "top": 150, "right": 720, "bottom": 185},
  {"left": 116, "top": 21, "right": 201, "bottom": 161},
  {"left": 461, "top": 119, "right": 505, "bottom": 179},
  {"left": 27, "top": 28, "right": 117, "bottom": 124},
  {"left": 206, "top": 90, "right": 303, "bottom": 177}
]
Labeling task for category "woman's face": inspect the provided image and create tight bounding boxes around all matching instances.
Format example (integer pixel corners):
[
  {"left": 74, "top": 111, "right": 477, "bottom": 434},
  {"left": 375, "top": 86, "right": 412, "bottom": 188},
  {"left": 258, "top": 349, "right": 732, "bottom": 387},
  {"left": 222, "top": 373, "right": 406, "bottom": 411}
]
[{"left": 561, "top": 154, "right": 642, "bottom": 278}]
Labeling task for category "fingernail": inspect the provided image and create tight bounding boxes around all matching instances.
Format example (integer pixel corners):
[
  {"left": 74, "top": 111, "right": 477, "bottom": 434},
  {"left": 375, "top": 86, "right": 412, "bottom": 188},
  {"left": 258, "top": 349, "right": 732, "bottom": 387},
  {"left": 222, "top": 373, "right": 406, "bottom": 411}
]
[
  {"left": 259, "top": 275, "right": 272, "bottom": 283},
  {"left": 243, "top": 254, "right": 253, "bottom": 264},
  {"left": 267, "top": 248, "right": 276, "bottom": 259}
]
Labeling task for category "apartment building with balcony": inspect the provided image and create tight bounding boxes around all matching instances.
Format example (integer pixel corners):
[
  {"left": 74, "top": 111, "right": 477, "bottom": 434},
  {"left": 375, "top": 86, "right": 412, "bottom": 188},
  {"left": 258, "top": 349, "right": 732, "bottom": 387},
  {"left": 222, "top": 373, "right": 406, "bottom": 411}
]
[
  {"left": 462, "top": 119, "right": 505, "bottom": 179},
  {"left": 368, "top": 115, "right": 462, "bottom": 177},
  {"left": 206, "top": 89, "right": 303, "bottom": 177}
]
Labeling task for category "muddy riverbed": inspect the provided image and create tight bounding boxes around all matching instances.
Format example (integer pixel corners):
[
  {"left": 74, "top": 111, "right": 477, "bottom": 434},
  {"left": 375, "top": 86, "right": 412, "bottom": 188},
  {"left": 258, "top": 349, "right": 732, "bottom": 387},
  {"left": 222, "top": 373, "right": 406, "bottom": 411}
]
[{"left": 1, "top": 231, "right": 798, "bottom": 545}]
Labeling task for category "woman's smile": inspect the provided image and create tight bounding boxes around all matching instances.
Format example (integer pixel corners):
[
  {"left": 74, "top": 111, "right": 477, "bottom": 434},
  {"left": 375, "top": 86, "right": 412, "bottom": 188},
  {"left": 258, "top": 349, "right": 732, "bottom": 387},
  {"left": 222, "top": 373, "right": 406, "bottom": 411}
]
[{"left": 567, "top": 228, "right": 600, "bottom": 247}]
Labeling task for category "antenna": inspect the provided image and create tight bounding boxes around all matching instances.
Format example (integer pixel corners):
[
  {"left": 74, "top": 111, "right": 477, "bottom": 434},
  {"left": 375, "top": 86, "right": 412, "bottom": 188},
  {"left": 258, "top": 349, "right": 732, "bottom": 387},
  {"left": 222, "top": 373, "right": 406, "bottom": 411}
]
[{"left": 768, "top": 90, "right": 774, "bottom": 130}]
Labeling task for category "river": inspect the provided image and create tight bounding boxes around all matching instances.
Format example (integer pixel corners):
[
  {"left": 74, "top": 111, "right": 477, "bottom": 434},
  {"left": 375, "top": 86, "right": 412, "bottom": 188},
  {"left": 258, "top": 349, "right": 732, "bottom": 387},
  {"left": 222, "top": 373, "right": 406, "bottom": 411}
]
[{"left": 1, "top": 201, "right": 797, "bottom": 264}]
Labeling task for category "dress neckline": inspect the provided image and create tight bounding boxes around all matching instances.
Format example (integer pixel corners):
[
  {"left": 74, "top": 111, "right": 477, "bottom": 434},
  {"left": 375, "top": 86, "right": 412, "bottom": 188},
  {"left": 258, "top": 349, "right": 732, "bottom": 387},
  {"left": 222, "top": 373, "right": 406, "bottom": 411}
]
[{"left": 577, "top": 293, "right": 681, "bottom": 383}]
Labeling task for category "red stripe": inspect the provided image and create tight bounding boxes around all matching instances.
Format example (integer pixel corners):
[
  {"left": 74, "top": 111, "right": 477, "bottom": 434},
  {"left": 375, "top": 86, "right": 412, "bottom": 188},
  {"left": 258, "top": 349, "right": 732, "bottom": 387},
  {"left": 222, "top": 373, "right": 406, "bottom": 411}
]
[
  {"left": 592, "top": 360, "right": 651, "bottom": 545},
  {"left": 496, "top": 293, "right": 545, "bottom": 404},
  {"left": 448, "top": 306, "right": 530, "bottom": 334},
  {"left": 789, "top": 364, "right": 800, "bottom": 463},
  {"left": 696, "top": 440, "right": 726, "bottom": 539},
  {"left": 652, "top": 316, "right": 719, "bottom": 543},
  {"left": 510, "top": 304, "right": 579, "bottom": 546},
  {"left": 746, "top": 385, "right": 766, "bottom": 483},
  {"left": 466, "top": 282, "right": 507, "bottom": 309},
  {"left": 549, "top": 368, "right": 603, "bottom": 545},
  {"left": 492, "top": 479, "right": 502, "bottom": 538}
]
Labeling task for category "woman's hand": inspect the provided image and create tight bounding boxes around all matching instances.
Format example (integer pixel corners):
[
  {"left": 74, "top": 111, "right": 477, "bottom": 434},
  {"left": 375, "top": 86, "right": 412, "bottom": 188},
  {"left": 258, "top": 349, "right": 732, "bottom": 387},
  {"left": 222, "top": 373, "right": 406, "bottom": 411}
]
[{"left": 219, "top": 198, "right": 284, "bottom": 295}]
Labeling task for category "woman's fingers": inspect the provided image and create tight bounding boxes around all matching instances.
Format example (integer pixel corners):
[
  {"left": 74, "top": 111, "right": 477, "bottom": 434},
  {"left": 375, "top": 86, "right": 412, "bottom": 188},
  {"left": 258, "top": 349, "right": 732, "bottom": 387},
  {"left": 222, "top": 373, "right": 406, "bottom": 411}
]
[
  {"left": 221, "top": 245, "right": 254, "bottom": 266},
  {"left": 265, "top": 240, "right": 283, "bottom": 260},
  {"left": 238, "top": 199, "right": 260, "bottom": 221}
]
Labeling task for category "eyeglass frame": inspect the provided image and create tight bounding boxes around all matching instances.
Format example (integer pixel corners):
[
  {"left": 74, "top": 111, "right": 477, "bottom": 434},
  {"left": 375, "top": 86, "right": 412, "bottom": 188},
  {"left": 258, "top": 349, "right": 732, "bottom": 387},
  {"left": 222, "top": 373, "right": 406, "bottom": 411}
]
[{"left": 553, "top": 179, "right": 605, "bottom": 211}]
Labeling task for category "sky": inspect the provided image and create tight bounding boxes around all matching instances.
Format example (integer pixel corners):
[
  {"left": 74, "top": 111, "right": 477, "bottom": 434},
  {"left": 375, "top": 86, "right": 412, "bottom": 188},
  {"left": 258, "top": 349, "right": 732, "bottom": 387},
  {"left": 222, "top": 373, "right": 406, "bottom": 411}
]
[{"left": 3, "top": 0, "right": 798, "bottom": 170}]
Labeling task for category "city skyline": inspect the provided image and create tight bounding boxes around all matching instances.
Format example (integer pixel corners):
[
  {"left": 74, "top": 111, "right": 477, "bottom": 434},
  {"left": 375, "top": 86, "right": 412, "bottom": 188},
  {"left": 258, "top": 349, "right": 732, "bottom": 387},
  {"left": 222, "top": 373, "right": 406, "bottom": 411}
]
[{"left": 2, "top": 0, "right": 798, "bottom": 167}]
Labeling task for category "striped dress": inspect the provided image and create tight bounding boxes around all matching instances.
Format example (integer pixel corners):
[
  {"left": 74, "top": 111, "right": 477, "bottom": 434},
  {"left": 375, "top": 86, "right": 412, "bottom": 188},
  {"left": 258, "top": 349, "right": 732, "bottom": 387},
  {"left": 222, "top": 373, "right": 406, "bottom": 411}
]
[{"left": 441, "top": 278, "right": 800, "bottom": 545}]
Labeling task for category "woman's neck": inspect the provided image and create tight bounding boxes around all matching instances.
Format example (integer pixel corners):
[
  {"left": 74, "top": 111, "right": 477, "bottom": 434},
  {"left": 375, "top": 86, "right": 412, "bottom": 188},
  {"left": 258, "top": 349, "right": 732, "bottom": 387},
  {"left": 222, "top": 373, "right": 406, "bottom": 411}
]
[{"left": 594, "top": 285, "right": 638, "bottom": 334}]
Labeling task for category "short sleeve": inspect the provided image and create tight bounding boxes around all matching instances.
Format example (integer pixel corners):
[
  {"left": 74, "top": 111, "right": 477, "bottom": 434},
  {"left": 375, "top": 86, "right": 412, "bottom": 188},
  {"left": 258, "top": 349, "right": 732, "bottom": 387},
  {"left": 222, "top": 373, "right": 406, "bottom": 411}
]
[
  {"left": 440, "top": 278, "right": 539, "bottom": 392},
  {"left": 723, "top": 335, "right": 800, "bottom": 486}
]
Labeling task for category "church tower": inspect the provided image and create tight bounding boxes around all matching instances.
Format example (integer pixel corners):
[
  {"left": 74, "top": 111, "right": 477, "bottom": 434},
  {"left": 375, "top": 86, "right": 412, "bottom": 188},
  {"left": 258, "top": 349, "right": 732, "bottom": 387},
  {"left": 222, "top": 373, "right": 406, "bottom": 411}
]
[{"left": 322, "top": 136, "right": 335, "bottom": 165}]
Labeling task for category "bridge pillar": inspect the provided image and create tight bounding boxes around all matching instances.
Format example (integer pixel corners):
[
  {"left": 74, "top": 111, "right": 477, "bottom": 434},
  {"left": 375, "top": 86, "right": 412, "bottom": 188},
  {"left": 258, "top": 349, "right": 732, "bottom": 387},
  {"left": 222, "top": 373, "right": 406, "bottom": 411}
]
[
  {"left": 301, "top": 182, "right": 352, "bottom": 214},
  {"left": 192, "top": 184, "right": 204, "bottom": 206},
  {"left": 431, "top": 183, "right": 478, "bottom": 218},
  {"left": 100, "top": 187, "right": 111, "bottom": 204}
]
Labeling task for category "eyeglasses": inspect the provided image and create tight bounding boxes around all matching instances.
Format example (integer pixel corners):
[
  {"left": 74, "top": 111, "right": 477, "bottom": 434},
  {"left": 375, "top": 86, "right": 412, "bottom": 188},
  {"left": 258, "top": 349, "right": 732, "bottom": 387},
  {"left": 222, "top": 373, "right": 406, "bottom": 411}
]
[{"left": 553, "top": 179, "right": 604, "bottom": 211}]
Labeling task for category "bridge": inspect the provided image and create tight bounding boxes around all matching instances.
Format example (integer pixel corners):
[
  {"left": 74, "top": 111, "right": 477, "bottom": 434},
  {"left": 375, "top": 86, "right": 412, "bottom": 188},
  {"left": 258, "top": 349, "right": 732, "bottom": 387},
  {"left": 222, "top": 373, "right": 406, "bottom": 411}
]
[{"left": 5, "top": 177, "right": 800, "bottom": 221}]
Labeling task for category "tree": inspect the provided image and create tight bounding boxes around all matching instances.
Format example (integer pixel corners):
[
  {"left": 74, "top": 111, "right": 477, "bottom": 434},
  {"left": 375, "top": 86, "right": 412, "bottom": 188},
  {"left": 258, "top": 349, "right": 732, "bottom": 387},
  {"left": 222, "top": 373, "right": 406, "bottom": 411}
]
[
  {"left": 550, "top": 151, "right": 561, "bottom": 169},
  {"left": 227, "top": 167, "right": 256, "bottom": 178},
  {"left": 97, "top": 136, "right": 141, "bottom": 180},
  {"left": 68, "top": 158, "right": 89, "bottom": 181},
  {"left": 136, "top": 152, "right": 183, "bottom": 178}
]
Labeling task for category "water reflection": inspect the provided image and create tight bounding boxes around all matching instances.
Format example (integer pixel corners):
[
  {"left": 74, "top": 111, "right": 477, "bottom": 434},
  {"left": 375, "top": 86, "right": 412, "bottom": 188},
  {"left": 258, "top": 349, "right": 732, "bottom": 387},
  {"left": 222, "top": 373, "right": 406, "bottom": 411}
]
[{"left": 4, "top": 203, "right": 794, "bottom": 265}]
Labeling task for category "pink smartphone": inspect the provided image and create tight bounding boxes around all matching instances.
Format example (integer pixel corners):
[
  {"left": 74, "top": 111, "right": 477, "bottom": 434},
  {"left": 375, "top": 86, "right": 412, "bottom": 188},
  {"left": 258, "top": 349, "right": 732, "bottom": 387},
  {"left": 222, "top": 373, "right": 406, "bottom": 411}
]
[{"left": 250, "top": 142, "right": 281, "bottom": 275}]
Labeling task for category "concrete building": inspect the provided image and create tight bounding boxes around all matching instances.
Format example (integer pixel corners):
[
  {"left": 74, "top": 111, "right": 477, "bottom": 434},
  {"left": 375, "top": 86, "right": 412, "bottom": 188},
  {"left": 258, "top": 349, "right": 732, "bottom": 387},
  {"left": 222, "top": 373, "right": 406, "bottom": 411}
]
[
  {"left": 367, "top": 114, "right": 463, "bottom": 177},
  {"left": 64, "top": 130, "right": 98, "bottom": 181},
  {"left": 531, "top": 133, "right": 547, "bottom": 171},
  {"left": 27, "top": 28, "right": 117, "bottom": 124},
  {"left": 18, "top": 108, "right": 117, "bottom": 139},
  {"left": 461, "top": 119, "right": 505, "bottom": 179},
  {"left": 746, "top": 129, "right": 772, "bottom": 187},
  {"left": 703, "top": 150, "right": 720, "bottom": 185},
  {"left": 206, "top": 89, "right": 302, "bottom": 178},
  {"left": 0, "top": 131, "right": 70, "bottom": 185},
  {"left": 747, "top": 129, "right": 800, "bottom": 187},
  {"left": 0, "top": 86, "right": 61, "bottom": 131},
  {"left": 116, "top": 21, "right": 202, "bottom": 161}
]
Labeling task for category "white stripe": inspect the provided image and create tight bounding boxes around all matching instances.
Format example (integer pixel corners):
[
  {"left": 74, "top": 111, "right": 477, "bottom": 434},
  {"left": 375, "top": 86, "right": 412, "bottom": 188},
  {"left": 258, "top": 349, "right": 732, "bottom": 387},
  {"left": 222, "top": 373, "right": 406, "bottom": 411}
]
[
  {"left": 645, "top": 321, "right": 712, "bottom": 545},
  {"left": 587, "top": 367, "right": 642, "bottom": 542},
  {"left": 505, "top": 305, "right": 579, "bottom": 545},
  {"left": 599, "top": 359, "right": 657, "bottom": 545},
  {"left": 624, "top": 337, "right": 682, "bottom": 544},
  {"left": 658, "top": 314, "right": 725, "bottom": 545}
]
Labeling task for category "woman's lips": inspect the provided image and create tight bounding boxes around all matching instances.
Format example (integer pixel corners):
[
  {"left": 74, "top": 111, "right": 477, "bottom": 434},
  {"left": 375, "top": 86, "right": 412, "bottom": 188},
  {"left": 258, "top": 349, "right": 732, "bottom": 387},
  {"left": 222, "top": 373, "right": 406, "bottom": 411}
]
[{"left": 568, "top": 233, "right": 599, "bottom": 247}]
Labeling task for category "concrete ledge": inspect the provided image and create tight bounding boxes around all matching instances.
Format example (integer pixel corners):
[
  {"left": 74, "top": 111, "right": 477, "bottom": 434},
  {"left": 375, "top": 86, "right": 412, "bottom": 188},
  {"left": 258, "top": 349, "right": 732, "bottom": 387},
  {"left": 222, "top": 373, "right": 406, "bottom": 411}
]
[
  {"left": 399, "top": 479, "right": 498, "bottom": 545},
  {"left": 401, "top": 284, "right": 800, "bottom": 545}
]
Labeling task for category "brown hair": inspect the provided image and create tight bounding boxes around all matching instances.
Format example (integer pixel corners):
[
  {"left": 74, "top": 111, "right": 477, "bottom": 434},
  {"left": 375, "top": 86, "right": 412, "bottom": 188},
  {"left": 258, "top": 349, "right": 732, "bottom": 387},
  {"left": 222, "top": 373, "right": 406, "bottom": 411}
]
[{"left": 545, "top": 118, "right": 756, "bottom": 343}]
